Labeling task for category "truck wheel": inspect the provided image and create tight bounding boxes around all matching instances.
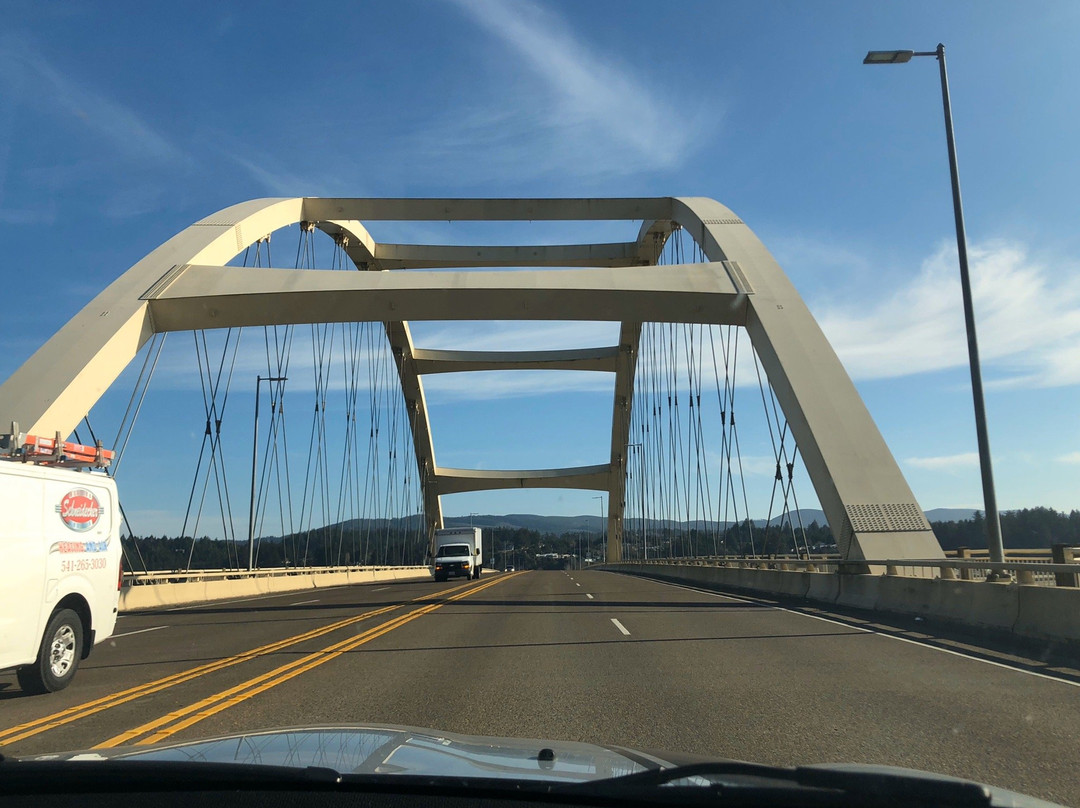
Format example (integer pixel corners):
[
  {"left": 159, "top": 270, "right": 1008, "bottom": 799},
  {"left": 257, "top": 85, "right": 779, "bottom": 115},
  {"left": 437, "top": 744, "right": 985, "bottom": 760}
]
[{"left": 17, "top": 609, "right": 84, "bottom": 694}]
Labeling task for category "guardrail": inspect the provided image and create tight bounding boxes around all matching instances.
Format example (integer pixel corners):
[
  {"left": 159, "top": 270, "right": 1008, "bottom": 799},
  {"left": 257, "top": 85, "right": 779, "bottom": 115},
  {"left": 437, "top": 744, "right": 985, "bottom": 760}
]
[
  {"left": 614, "top": 547, "right": 1080, "bottom": 588},
  {"left": 123, "top": 565, "right": 429, "bottom": 586}
]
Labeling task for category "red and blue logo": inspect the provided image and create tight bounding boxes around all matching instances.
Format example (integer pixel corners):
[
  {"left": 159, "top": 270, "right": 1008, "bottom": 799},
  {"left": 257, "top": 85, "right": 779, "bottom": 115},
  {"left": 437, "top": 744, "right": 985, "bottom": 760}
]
[{"left": 57, "top": 489, "right": 103, "bottom": 533}]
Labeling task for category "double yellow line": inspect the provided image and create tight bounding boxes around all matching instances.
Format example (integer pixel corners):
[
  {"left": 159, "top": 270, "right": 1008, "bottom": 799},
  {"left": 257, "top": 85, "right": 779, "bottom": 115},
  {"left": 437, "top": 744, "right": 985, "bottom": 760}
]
[
  {"left": 99, "top": 571, "right": 521, "bottom": 747},
  {"left": 0, "top": 578, "right": 481, "bottom": 747}
]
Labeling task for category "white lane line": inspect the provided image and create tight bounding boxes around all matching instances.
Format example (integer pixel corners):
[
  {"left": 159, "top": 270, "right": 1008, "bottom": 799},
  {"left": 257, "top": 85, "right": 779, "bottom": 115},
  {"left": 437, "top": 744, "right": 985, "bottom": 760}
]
[
  {"left": 372, "top": 587, "right": 390, "bottom": 591},
  {"left": 586, "top": 594, "right": 594, "bottom": 599},
  {"left": 290, "top": 599, "right": 319, "bottom": 606},
  {"left": 629, "top": 574, "right": 1080, "bottom": 689},
  {"left": 112, "top": 625, "right": 168, "bottom": 639},
  {"left": 575, "top": 583, "right": 581, "bottom": 587},
  {"left": 611, "top": 618, "right": 631, "bottom": 636}
]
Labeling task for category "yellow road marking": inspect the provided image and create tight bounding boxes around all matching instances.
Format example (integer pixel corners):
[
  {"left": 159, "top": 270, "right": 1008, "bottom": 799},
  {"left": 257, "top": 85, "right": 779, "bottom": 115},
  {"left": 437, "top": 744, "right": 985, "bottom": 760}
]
[
  {"left": 102, "top": 572, "right": 522, "bottom": 747},
  {"left": 0, "top": 579, "right": 476, "bottom": 746}
]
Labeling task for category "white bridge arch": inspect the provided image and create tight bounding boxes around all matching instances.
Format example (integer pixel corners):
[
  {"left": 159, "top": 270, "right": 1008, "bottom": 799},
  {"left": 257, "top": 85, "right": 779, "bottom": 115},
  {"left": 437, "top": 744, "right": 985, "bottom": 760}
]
[{"left": 0, "top": 197, "right": 943, "bottom": 564}]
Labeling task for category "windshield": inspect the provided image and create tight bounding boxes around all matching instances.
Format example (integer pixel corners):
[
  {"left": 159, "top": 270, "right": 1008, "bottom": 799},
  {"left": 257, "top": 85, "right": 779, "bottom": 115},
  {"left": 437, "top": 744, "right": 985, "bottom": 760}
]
[{"left": 1, "top": 5, "right": 1079, "bottom": 808}]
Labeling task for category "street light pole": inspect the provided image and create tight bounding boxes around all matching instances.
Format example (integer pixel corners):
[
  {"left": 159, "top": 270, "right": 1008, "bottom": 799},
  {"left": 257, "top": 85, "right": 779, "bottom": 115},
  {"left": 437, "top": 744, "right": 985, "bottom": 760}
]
[
  {"left": 248, "top": 375, "right": 287, "bottom": 572},
  {"left": 592, "top": 495, "right": 604, "bottom": 565},
  {"left": 626, "top": 443, "right": 643, "bottom": 560},
  {"left": 864, "top": 44, "right": 1005, "bottom": 567}
]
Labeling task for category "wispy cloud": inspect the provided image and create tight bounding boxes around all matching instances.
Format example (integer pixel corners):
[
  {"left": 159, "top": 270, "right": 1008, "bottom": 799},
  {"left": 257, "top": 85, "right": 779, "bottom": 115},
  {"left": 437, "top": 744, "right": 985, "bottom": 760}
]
[
  {"left": 222, "top": 147, "right": 360, "bottom": 199},
  {"left": 423, "top": 369, "right": 611, "bottom": 401},
  {"left": 1056, "top": 451, "right": 1080, "bottom": 464},
  {"left": 0, "top": 35, "right": 188, "bottom": 166},
  {"left": 905, "top": 452, "right": 979, "bottom": 471},
  {"left": 812, "top": 240, "right": 1080, "bottom": 388},
  {"left": 422, "top": 0, "right": 712, "bottom": 180},
  {"left": 411, "top": 321, "right": 618, "bottom": 352}
]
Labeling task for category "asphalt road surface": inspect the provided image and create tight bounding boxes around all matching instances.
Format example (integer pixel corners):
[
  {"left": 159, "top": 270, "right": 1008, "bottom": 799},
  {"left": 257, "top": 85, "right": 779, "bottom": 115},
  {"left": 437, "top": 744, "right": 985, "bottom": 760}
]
[{"left": 2, "top": 570, "right": 1079, "bottom": 805}]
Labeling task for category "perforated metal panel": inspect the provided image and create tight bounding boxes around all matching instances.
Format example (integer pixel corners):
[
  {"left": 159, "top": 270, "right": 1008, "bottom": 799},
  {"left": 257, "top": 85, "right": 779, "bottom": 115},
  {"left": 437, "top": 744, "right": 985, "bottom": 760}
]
[
  {"left": 845, "top": 502, "right": 930, "bottom": 533},
  {"left": 701, "top": 217, "right": 744, "bottom": 225},
  {"left": 194, "top": 214, "right": 244, "bottom": 226},
  {"left": 722, "top": 260, "right": 754, "bottom": 295},
  {"left": 192, "top": 219, "right": 245, "bottom": 253}
]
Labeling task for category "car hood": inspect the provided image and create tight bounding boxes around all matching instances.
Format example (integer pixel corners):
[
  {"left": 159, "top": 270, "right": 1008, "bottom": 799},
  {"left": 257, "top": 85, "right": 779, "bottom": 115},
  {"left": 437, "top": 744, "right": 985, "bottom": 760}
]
[
  {"left": 26, "top": 723, "right": 1063, "bottom": 807},
  {"left": 33, "top": 724, "right": 671, "bottom": 782}
]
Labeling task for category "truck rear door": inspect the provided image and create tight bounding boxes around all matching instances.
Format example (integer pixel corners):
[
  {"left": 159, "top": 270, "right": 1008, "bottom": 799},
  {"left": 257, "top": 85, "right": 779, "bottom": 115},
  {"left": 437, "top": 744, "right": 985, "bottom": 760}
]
[{"left": 0, "top": 469, "right": 46, "bottom": 670}]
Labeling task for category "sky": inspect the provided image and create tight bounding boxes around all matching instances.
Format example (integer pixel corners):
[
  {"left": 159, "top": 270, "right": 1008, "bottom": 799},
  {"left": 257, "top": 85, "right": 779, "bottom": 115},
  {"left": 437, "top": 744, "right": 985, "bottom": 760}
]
[{"left": 1, "top": 0, "right": 1078, "bottom": 537}]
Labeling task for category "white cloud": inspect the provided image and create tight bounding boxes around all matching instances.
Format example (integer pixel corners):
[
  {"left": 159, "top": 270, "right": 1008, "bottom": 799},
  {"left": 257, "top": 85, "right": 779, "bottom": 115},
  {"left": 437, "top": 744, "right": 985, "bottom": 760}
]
[
  {"left": 426, "top": 0, "right": 712, "bottom": 179},
  {"left": 1057, "top": 451, "right": 1080, "bottom": 464},
  {"left": 813, "top": 240, "right": 1080, "bottom": 388},
  {"left": 905, "top": 452, "right": 979, "bottom": 471}
]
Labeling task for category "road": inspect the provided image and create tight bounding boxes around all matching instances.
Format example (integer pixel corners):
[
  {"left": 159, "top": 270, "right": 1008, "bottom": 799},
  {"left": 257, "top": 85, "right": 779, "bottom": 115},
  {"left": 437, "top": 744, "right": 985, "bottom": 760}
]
[{"left": 2, "top": 570, "right": 1079, "bottom": 805}]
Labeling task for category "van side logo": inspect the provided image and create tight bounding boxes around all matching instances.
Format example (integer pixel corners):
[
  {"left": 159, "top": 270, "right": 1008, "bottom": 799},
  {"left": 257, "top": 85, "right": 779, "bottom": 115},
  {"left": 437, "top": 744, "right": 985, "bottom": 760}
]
[{"left": 57, "top": 489, "right": 103, "bottom": 532}]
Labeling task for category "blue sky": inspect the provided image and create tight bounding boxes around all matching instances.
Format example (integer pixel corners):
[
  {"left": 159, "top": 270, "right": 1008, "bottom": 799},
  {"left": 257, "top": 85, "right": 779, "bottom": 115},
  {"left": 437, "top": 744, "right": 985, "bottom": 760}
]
[{"left": 1, "top": 0, "right": 1078, "bottom": 536}]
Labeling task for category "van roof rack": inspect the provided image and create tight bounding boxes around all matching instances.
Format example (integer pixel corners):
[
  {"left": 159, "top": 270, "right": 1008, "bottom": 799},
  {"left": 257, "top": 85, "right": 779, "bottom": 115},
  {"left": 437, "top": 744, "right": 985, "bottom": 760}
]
[{"left": 0, "top": 422, "right": 114, "bottom": 469}]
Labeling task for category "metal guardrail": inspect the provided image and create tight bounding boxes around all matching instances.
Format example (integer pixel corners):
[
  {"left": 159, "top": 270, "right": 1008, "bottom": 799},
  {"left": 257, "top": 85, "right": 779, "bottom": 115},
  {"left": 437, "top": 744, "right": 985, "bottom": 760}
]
[
  {"left": 123, "top": 565, "right": 430, "bottom": 586},
  {"left": 615, "top": 548, "right": 1080, "bottom": 588}
]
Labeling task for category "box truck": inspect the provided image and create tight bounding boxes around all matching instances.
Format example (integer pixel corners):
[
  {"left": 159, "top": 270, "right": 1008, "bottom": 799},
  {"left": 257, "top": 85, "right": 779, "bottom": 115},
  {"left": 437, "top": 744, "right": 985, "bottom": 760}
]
[
  {"left": 431, "top": 527, "right": 483, "bottom": 582},
  {"left": 0, "top": 432, "right": 122, "bottom": 693}
]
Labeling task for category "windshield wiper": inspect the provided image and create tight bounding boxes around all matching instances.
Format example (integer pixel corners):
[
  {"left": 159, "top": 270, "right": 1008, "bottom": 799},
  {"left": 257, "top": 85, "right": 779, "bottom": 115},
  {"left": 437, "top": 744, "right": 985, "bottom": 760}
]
[{"left": 559, "top": 761, "right": 994, "bottom": 807}]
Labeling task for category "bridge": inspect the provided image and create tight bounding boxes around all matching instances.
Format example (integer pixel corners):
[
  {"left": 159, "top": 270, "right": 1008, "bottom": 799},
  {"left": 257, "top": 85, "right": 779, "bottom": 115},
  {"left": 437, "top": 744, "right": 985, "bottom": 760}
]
[{"left": 1, "top": 198, "right": 1079, "bottom": 805}]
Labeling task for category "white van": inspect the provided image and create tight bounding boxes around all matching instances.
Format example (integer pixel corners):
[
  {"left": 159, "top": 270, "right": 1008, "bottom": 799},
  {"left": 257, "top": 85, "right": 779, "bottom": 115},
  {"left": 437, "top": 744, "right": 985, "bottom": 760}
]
[{"left": 0, "top": 462, "right": 122, "bottom": 693}]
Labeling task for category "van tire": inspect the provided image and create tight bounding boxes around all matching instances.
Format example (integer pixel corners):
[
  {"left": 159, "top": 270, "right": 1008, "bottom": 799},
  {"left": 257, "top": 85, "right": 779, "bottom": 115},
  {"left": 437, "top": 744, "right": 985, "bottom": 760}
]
[{"left": 17, "top": 609, "right": 84, "bottom": 694}]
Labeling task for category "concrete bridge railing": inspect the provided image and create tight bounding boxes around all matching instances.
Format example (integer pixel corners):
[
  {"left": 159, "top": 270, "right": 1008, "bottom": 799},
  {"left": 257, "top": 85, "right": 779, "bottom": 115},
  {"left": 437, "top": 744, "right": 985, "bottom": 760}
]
[
  {"left": 616, "top": 551, "right": 1080, "bottom": 587},
  {"left": 119, "top": 565, "right": 432, "bottom": 612},
  {"left": 598, "top": 559, "right": 1080, "bottom": 646}
]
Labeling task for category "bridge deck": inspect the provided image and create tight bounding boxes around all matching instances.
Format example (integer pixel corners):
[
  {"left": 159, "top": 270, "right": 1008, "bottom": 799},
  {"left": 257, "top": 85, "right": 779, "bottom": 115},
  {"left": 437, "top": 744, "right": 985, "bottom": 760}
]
[{"left": 2, "top": 571, "right": 1078, "bottom": 806}]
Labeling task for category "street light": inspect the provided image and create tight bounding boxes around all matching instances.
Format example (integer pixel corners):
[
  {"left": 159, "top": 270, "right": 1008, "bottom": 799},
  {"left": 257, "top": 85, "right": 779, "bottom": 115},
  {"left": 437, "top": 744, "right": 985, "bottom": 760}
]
[
  {"left": 626, "top": 443, "right": 644, "bottom": 560},
  {"left": 248, "top": 375, "right": 287, "bottom": 572},
  {"left": 592, "top": 495, "right": 604, "bottom": 565},
  {"left": 864, "top": 43, "right": 1006, "bottom": 568}
]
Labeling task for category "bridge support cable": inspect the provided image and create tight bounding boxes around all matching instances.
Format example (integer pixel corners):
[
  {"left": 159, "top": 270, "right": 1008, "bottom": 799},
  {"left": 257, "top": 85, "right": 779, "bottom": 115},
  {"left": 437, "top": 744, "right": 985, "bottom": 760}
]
[
  {"left": 751, "top": 347, "right": 811, "bottom": 557},
  {"left": 625, "top": 227, "right": 816, "bottom": 560},
  {"left": 709, "top": 325, "right": 756, "bottom": 555},
  {"left": 77, "top": 332, "right": 167, "bottom": 574},
  {"left": 239, "top": 227, "right": 427, "bottom": 570},
  {"left": 179, "top": 320, "right": 247, "bottom": 570},
  {"left": 75, "top": 419, "right": 149, "bottom": 575},
  {"left": 253, "top": 239, "right": 297, "bottom": 568},
  {"left": 296, "top": 224, "right": 338, "bottom": 568}
]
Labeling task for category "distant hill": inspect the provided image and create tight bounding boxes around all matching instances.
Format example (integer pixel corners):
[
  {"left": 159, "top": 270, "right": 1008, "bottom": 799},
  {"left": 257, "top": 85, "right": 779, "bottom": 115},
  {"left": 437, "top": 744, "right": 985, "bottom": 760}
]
[
  {"left": 443, "top": 508, "right": 980, "bottom": 535},
  {"left": 442, "top": 510, "right": 832, "bottom": 535},
  {"left": 259, "top": 509, "right": 982, "bottom": 539}
]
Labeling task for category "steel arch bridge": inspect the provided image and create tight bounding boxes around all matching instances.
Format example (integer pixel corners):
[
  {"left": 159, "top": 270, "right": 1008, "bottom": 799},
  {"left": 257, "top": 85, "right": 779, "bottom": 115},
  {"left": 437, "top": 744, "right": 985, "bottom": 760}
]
[{"left": 0, "top": 197, "right": 943, "bottom": 565}]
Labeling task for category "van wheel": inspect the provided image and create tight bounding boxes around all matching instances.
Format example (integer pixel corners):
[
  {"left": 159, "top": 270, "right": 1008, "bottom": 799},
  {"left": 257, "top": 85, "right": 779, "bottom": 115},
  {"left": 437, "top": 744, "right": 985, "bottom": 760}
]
[{"left": 17, "top": 609, "right": 84, "bottom": 694}]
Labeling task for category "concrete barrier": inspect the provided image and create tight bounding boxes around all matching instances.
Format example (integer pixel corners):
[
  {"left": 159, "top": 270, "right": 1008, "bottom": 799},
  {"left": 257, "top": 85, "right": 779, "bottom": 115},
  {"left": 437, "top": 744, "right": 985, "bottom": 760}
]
[
  {"left": 119, "top": 567, "right": 432, "bottom": 611},
  {"left": 1015, "top": 586, "right": 1080, "bottom": 641},
  {"left": 598, "top": 563, "right": 1080, "bottom": 645}
]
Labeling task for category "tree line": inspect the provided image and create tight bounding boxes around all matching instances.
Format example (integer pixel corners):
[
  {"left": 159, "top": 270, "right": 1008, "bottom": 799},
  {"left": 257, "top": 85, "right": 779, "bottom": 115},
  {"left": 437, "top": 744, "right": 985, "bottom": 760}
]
[{"left": 122, "top": 507, "right": 1080, "bottom": 571}]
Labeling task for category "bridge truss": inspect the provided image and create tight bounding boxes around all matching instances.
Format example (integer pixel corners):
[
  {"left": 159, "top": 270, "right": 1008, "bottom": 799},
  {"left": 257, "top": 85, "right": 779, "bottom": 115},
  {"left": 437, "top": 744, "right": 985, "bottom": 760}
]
[{"left": 0, "top": 197, "right": 943, "bottom": 567}]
